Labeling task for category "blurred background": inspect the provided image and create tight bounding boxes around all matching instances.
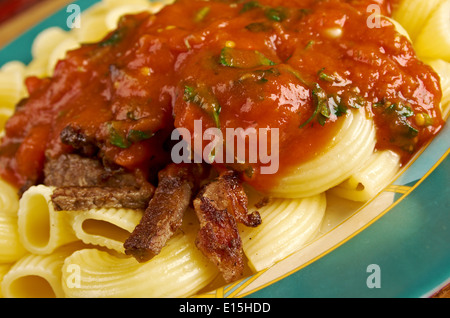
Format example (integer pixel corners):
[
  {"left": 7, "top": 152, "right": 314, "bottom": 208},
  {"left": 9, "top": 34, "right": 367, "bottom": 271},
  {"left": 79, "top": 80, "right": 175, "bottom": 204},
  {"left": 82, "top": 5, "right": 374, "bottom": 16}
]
[{"left": 0, "top": 0, "right": 44, "bottom": 25}]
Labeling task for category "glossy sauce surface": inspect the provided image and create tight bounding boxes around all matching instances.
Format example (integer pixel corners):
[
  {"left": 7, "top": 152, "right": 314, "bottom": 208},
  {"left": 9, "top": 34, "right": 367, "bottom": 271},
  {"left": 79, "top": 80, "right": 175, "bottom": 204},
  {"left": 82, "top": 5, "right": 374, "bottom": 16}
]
[{"left": 0, "top": 0, "right": 443, "bottom": 193}]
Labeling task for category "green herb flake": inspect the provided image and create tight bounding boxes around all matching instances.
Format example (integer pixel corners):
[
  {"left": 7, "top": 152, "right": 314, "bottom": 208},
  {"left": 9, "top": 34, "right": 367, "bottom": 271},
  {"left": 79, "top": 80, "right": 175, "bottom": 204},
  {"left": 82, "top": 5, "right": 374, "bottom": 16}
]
[
  {"left": 300, "top": 83, "right": 329, "bottom": 128},
  {"left": 184, "top": 84, "right": 222, "bottom": 128},
  {"left": 109, "top": 124, "right": 130, "bottom": 149},
  {"left": 329, "top": 96, "right": 348, "bottom": 117},
  {"left": 245, "top": 22, "right": 272, "bottom": 32},
  {"left": 240, "top": 1, "right": 262, "bottom": 13},
  {"left": 239, "top": 67, "right": 281, "bottom": 84},
  {"left": 265, "top": 7, "right": 287, "bottom": 22},
  {"left": 99, "top": 28, "right": 124, "bottom": 47},
  {"left": 298, "top": 8, "right": 312, "bottom": 19},
  {"left": 127, "top": 130, "right": 154, "bottom": 143},
  {"left": 372, "top": 99, "right": 419, "bottom": 151},
  {"left": 318, "top": 68, "right": 335, "bottom": 82},
  {"left": 194, "top": 6, "right": 211, "bottom": 22},
  {"left": 220, "top": 47, "right": 275, "bottom": 68},
  {"left": 304, "top": 40, "right": 315, "bottom": 50}
]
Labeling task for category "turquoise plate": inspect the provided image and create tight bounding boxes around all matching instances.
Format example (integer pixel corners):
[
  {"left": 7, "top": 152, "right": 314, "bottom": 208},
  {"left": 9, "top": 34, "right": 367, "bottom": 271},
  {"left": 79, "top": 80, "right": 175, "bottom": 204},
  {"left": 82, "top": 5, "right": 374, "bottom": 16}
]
[{"left": 1, "top": 0, "right": 449, "bottom": 298}]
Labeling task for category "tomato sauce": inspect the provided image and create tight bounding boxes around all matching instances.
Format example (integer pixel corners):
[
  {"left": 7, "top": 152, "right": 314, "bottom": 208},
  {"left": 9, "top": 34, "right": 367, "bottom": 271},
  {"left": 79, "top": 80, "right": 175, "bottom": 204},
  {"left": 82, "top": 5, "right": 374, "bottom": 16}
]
[{"left": 0, "top": 0, "right": 443, "bottom": 193}]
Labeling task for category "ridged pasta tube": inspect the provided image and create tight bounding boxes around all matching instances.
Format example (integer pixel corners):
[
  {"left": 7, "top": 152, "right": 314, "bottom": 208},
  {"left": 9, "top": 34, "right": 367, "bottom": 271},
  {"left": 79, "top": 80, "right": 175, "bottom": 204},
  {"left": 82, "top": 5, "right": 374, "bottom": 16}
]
[
  {"left": 269, "top": 110, "right": 376, "bottom": 198},
  {"left": 0, "top": 179, "right": 19, "bottom": 216},
  {"left": 392, "top": 0, "right": 446, "bottom": 41},
  {"left": 414, "top": 0, "right": 450, "bottom": 62},
  {"left": 329, "top": 150, "right": 401, "bottom": 202},
  {"left": 426, "top": 59, "right": 450, "bottom": 118},
  {"left": 0, "top": 68, "right": 26, "bottom": 109},
  {"left": 61, "top": 224, "right": 219, "bottom": 298},
  {"left": 69, "top": 208, "right": 144, "bottom": 254},
  {"left": 18, "top": 185, "right": 79, "bottom": 255},
  {"left": 239, "top": 194, "right": 326, "bottom": 272},
  {"left": 46, "top": 37, "right": 80, "bottom": 76},
  {"left": 0, "top": 107, "right": 13, "bottom": 136},
  {"left": 1, "top": 243, "right": 84, "bottom": 298},
  {"left": 0, "top": 213, "right": 27, "bottom": 263},
  {"left": 0, "top": 264, "right": 12, "bottom": 298}
]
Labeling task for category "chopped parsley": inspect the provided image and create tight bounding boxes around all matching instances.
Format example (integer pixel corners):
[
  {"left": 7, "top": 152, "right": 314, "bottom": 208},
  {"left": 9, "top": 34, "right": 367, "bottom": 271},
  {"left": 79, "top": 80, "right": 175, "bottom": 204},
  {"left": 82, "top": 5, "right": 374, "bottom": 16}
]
[
  {"left": 240, "top": 1, "right": 289, "bottom": 23},
  {"left": 240, "top": 1, "right": 262, "bottom": 13},
  {"left": 300, "top": 83, "right": 330, "bottom": 128},
  {"left": 108, "top": 122, "right": 154, "bottom": 149},
  {"left": 194, "top": 6, "right": 211, "bottom": 22},
  {"left": 318, "top": 68, "right": 335, "bottom": 82},
  {"left": 265, "top": 7, "right": 288, "bottom": 22},
  {"left": 238, "top": 67, "right": 281, "bottom": 84},
  {"left": 373, "top": 99, "right": 419, "bottom": 152},
  {"left": 184, "top": 84, "right": 222, "bottom": 128},
  {"left": 245, "top": 22, "right": 273, "bottom": 32},
  {"left": 219, "top": 47, "right": 275, "bottom": 68}
]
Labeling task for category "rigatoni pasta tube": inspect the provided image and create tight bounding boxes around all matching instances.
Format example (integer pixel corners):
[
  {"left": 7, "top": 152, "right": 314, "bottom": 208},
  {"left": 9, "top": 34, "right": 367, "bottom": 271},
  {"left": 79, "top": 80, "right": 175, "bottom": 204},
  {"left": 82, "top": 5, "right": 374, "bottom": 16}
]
[
  {"left": 392, "top": 0, "right": 445, "bottom": 41},
  {"left": 28, "top": 27, "right": 71, "bottom": 79},
  {"left": 1, "top": 243, "right": 84, "bottom": 298},
  {"left": 62, "top": 213, "right": 219, "bottom": 298},
  {"left": 269, "top": 109, "right": 376, "bottom": 198},
  {"left": 69, "top": 208, "right": 144, "bottom": 254},
  {"left": 0, "top": 179, "right": 19, "bottom": 216},
  {"left": 0, "top": 69, "right": 26, "bottom": 109},
  {"left": 328, "top": 150, "right": 401, "bottom": 202},
  {"left": 239, "top": 194, "right": 326, "bottom": 272},
  {"left": 414, "top": 0, "right": 450, "bottom": 62},
  {"left": 0, "top": 264, "right": 11, "bottom": 298},
  {"left": 18, "top": 185, "right": 78, "bottom": 255},
  {"left": 426, "top": 59, "right": 450, "bottom": 118},
  {"left": 0, "top": 107, "right": 13, "bottom": 136},
  {"left": 0, "top": 213, "right": 27, "bottom": 263}
]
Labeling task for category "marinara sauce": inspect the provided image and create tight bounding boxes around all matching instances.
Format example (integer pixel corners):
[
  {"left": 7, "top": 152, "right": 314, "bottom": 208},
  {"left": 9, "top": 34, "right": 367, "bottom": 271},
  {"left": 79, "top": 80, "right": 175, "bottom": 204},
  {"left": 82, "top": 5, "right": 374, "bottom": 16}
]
[{"left": 0, "top": 0, "right": 444, "bottom": 193}]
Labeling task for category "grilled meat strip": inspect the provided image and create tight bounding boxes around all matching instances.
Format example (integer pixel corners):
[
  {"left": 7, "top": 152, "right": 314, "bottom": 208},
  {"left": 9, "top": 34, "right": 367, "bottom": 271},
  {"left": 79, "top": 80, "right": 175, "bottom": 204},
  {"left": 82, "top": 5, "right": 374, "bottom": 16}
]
[
  {"left": 45, "top": 154, "right": 154, "bottom": 211},
  {"left": 124, "top": 163, "right": 207, "bottom": 263},
  {"left": 44, "top": 154, "right": 141, "bottom": 188},
  {"left": 59, "top": 125, "right": 98, "bottom": 157},
  {"left": 51, "top": 186, "right": 152, "bottom": 211},
  {"left": 194, "top": 170, "right": 261, "bottom": 283}
]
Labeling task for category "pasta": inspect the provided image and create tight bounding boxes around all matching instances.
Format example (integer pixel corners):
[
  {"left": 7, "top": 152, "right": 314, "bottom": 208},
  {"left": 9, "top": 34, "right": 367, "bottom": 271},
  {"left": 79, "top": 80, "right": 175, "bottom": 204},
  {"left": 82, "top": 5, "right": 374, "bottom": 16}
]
[
  {"left": 0, "top": 0, "right": 448, "bottom": 298},
  {"left": 239, "top": 194, "right": 326, "bottom": 272},
  {"left": 1, "top": 242, "right": 85, "bottom": 298},
  {"left": 0, "top": 264, "right": 11, "bottom": 298},
  {"left": 424, "top": 59, "right": 450, "bottom": 119},
  {"left": 0, "top": 66, "right": 26, "bottom": 110},
  {"left": 329, "top": 150, "right": 401, "bottom": 202},
  {"left": 70, "top": 207, "right": 144, "bottom": 253},
  {"left": 62, "top": 211, "right": 219, "bottom": 298},
  {"left": 0, "top": 179, "right": 19, "bottom": 216},
  {"left": 72, "top": 0, "right": 172, "bottom": 43},
  {"left": 414, "top": 0, "right": 450, "bottom": 62},
  {"left": 31, "top": 27, "right": 69, "bottom": 61},
  {"left": 72, "top": 13, "right": 110, "bottom": 44},
  {"left": 18, "top": 185, "right": 78, "bottom": 255},
  {"left": 392, "top": 0, "right": 446, "bottom": 41},
  {"left": 0, "top": 107, "right": 13, "bottom": 136},
  {"left": 46, "top": 36, "right": 81, "bottom": 76},
  {"left": 0, "top": 212, "right": 27, "bottom": 263},
  {"left": 268, "top": 109, "right": 376, "bottom": 199}
]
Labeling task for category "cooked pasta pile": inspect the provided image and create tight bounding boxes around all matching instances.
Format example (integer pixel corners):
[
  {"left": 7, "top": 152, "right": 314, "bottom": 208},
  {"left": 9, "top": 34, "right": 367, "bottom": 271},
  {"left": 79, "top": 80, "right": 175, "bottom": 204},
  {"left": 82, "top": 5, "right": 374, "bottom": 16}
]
[{"left": 0, "top": 0, "right": 449, "bottom": 298}]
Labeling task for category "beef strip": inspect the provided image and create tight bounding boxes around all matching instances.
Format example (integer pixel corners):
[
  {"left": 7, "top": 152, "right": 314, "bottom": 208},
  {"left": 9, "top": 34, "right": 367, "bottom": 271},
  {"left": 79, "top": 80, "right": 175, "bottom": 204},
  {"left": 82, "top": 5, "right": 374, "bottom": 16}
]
[
  {"left": 44, "top": 154, "right": 141, "bottom": 188},
  {"left": 201, "top": 171, "right": 261, "bottom": 228},
  {"left": 193, "top": 170, "right": 261, "bottom": 283},
  {"left": 45, "top": 154, "right": 155, "bottom": 211},
  {"left": 59, "top": 125, "right": 98, "bottom": 157},
  {"left": 124, "top": 163, "right": 207, "bottom": 263},
  {"left": 51, "top": 186, "right": 153, "bottom": 211}
]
